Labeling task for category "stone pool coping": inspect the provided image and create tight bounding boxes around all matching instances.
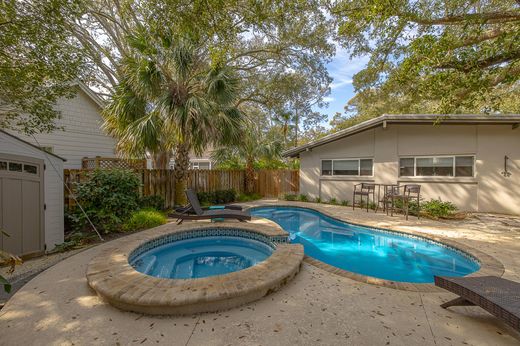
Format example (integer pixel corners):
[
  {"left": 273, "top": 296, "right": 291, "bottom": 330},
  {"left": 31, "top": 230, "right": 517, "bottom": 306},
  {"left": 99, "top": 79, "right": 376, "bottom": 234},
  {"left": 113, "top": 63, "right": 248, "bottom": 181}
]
[
  {"left": 86, "top": 220, "right": 304, "bottom": 315},
  {"left": 245, "top": 203, "right": 505, "bottom": 292}
]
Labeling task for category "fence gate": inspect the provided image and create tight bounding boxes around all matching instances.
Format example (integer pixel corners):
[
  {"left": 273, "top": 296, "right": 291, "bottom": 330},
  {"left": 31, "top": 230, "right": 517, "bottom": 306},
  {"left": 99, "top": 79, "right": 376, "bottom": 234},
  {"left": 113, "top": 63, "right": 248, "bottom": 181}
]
[{"left": 0, "top": 153, "right": 45, "bottom": 256}]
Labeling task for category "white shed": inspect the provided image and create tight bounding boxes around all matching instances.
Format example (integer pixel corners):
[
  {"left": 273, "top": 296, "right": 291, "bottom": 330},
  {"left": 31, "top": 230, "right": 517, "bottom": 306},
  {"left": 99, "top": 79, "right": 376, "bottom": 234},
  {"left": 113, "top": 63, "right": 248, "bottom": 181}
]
[{"left": 0, "top": 130, "right": 65, "bottom": 257}]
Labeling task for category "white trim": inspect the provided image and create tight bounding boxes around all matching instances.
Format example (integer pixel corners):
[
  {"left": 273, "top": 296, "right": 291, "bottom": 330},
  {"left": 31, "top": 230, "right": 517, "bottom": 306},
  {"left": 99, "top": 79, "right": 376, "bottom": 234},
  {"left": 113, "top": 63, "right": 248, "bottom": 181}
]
[
  {"left": 399, "top": 155, "right": 476, "bottom": 178},
  {"left": 76, "top": 82, "right": 105, "bottom": 109},
  {"left": 320, "top": 158, "right": 374, "bottom": 177}
]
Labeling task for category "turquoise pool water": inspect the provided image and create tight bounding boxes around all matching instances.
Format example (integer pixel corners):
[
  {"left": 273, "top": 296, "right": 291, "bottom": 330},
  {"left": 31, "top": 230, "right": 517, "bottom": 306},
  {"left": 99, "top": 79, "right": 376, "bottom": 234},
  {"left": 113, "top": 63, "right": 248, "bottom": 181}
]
[
  {"left": 250, "top": 206, "right": 479, "bottom": 283},
  {"left": 130, "top": 236, "right": 273, "bottom": 279}
]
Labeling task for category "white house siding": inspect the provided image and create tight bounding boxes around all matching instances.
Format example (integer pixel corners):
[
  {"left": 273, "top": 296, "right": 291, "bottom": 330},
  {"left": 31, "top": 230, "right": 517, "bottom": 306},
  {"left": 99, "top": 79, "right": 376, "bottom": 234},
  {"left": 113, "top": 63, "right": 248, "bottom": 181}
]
[
  {"left": 12, "top": 87, "right": 117, "bottom": 169},
  {"left": 299, "top": 124, "right": 520, "bottom": 214},
  {"left": 0, "top": 132, "right": 64, "bottom": 251}
]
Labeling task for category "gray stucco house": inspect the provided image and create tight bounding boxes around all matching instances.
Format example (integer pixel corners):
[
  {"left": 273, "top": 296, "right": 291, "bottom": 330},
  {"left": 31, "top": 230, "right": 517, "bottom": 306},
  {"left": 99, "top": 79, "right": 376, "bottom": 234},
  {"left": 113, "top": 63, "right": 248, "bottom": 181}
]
[{"left": 284, "top": 114, "right": 520, "bottom": 215}]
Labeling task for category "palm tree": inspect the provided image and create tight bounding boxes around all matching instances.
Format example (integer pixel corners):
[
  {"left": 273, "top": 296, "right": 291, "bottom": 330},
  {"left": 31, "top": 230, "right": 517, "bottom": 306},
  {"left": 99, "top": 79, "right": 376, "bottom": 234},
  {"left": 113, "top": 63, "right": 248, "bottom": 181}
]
[
  {"left": 212, "top": 119, "right": 283, "bottom": 193},
  {"left": 103, "top": 30, "right": 242, "bottom": 204}
]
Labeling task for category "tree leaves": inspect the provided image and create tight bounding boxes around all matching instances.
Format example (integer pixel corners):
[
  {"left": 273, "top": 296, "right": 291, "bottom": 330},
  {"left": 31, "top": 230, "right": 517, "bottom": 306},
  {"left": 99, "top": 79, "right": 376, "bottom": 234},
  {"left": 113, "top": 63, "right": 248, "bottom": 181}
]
[
  {"left": 332, "top": 0, "right": 520, "bottom": 119},
  {"left": 0, "top": 1, "right": 85, "bottom": 134}
]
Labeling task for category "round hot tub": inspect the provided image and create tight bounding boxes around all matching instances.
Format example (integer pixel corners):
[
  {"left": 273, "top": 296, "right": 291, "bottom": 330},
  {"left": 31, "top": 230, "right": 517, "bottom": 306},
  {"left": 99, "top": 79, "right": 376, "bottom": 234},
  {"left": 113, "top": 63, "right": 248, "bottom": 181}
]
[
  {"left": 130, "top": 236, "right": 274, "bottom": 279},
  {"left": 87, "top": 223, "right": 304, "bottom": 315}
]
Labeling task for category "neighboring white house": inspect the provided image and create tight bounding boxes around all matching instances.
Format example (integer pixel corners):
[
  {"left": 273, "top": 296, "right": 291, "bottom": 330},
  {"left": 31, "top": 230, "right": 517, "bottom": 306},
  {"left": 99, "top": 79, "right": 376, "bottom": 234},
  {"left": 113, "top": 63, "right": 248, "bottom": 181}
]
[
  {"left": 0, "top": 130, "right": 65, "bottom": 256},
  {"left": 163, "top": 147, "right": 215, "bottom": 170},
  {"left": 284, "top": 114, "right": 520, "bottom": 215},
  {"left": 9, "top": 82, "right": 117, "bottom": 169}
]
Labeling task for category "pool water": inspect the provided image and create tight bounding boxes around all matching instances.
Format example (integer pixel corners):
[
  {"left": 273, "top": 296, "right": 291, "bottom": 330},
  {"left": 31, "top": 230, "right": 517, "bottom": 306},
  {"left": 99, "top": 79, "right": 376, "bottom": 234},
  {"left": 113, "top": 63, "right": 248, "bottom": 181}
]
[
  {"left": 250, "top": 206, "right": 480, "bottom": 283},
  {"left": 130, "top": 236, "right": 273, "bottom": 279}
]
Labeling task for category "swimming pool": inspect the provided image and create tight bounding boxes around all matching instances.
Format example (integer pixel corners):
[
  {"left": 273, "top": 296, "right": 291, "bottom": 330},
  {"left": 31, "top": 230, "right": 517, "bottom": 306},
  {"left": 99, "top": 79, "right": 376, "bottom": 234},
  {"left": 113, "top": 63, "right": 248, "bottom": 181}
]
[
  {"left": 250, "top": 206, "right": 480, "bottom": 283},
  {"left": 130, "top": 236, "right": 274, "bottom": 279}
]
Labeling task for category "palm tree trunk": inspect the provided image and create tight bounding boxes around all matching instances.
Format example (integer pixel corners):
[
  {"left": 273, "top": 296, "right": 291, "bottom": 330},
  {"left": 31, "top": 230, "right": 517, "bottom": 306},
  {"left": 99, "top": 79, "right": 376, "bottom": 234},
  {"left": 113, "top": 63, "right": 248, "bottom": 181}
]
[
  {"left": 173, "top": 142, "right": 190, "bottom": 205},
  {"left": 152, "top": 151, "right": 171, "bottom": 169},
  {"left": 245, "top": 158, "right": 255, "bottom": 194}
]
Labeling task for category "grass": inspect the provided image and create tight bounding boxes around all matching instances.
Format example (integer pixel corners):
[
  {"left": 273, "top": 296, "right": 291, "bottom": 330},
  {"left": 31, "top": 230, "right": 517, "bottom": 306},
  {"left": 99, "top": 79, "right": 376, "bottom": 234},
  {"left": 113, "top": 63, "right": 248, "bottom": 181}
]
[
  {"left": 123, "top": 209, "right": 167, "bottom": 232},
  {"left": 236, "top": 192, "right": 262, "bottom": 202}
]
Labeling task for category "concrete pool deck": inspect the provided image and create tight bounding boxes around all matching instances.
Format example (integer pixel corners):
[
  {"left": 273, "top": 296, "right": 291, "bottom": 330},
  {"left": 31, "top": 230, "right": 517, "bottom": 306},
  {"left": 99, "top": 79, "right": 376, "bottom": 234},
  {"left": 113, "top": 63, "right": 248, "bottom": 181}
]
[{"left": 1, "top": 200, "right": 520, "bottom": 345}]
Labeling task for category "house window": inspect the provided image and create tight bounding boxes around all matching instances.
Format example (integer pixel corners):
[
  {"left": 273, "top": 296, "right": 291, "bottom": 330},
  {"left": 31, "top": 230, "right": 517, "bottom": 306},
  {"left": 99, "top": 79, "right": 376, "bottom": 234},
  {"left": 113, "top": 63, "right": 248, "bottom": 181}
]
[
  {"left": 399, "top": 158, "right": 414, "bottom": 176},
  {"left": 399, "top": 156, "right": 475, "bottom": 177},
  {"left": 23, "top": 164, "right": 38, "bottom": 174},
  {"left": 321, "top": 159, "right": 373, "bottom": 176},
  {"left": 455, "top": 156, "right": 474, "bottom": 177},
  {"left": 0, "top": 161, "right": 6, "bottom": 170},
  {"left": 321, "top": 160, "right": 332, "bottom": 175},
  {"left": 417, "top": 157, "right": 453, "bottom": 176},
  {"left": 8, "top": 162, "right": 22, "bottom": 172},
  {"left": 190, "top": 161, "right": 211, "bottom": 170}
]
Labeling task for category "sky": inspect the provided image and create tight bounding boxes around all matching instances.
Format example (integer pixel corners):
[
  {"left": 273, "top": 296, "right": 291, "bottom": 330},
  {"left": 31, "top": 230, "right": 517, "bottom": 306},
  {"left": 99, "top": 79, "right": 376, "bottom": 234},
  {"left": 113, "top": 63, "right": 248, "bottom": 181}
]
[{"left": 316, "top": 46, "right": 370, "bottom": 127}]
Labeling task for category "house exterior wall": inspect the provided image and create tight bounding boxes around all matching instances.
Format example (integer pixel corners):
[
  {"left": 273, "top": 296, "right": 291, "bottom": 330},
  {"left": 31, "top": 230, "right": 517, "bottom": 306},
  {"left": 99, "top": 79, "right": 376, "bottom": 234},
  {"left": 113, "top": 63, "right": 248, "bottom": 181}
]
[
  {"left": 299, "top": 124, "right": 520, "bottom": 214},
  {"left": 0, "top": 132, "right": 64, "bottom": 251},
  {"left": 12, "top": 88, "right": 117, "bottom": 169}
]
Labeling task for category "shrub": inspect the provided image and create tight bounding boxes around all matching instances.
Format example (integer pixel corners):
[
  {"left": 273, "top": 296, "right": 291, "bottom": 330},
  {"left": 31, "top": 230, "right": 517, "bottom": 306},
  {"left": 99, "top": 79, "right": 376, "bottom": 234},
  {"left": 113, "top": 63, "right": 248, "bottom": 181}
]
[
  {"left": 139, "top": 195, "right": 165, "bottom": 210},
  {"left": 328, "top": 197, "right": 338, "bottom": 205},
  {"left": 73, "top": 169, "right": 141, "bottom": 233},
  {"left": 297, "top": 194, "right": 309, "bottom": 202},
  {"left": 314, "top": 197, "right": 322, "bottom": 203},
  {"left": 421, "top": 199, "right": 457, "bottom": 218},
  {"left": 283, "top": 193, "right": 297, "bottom": 201},
  {"left": 197, "top": 189, "right": 236, "bottom": 205},
  {"left": 340, "top": 199, "right": 350, "bottom": 206},
  {"left": 123, "top": 209, "right": 167, "bottom": 232},
  {"left": 236, "top": 192, "right": 261, "bottom": 202}
]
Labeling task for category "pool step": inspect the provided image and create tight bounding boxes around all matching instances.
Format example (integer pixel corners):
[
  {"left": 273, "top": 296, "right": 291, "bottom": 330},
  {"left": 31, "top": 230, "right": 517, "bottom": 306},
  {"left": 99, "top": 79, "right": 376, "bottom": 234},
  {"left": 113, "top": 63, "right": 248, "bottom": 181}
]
[
  {"left": 172, "top": 259, "right": 195, "bottom": 278},
  {"left": 142, "top": 256, "right": 157, "bottom": 275}
]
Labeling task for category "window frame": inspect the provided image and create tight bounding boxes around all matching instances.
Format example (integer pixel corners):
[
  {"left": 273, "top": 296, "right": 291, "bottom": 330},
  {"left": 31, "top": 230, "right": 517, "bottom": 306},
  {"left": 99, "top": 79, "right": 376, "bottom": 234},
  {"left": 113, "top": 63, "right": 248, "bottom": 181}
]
[
  {"left": 320, "top": 158, "right": 374, "bottom": 177},
  {"left": 399, "top": 155, "right": 475, "bottom": 178}
]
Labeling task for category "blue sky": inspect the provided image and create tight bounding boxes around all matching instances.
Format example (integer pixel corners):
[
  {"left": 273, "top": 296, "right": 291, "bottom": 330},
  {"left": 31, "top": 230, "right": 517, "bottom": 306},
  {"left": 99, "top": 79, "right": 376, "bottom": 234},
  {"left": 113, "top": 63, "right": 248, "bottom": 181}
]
[{"left": 316, "top": 46, "right": 370, "bottom": 127}]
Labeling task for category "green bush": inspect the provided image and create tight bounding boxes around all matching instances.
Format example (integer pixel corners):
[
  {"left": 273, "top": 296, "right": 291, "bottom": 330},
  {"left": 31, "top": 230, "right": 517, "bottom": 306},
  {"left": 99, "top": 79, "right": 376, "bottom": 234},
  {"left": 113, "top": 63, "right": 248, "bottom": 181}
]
[
  {"left": 283, "top": 193, "right": 297, "bottom": 201},
  {"left": 123, "top": 209, "right": 167, "bottom": 232},
  {"left": 197, "top": 189, "right": 236, "bottom": 205},
  {"left": 72, "top": 169, "right": 141, "bottom": 233},
  {"left": 421, "top": 199, "right": 457, "bottom": 218},
  {"left": 139, "top": 195, "right": 165, "bottom": 210},
  {"left": 314, "top": 197, "right": 322, "bottom": 203},
  {"left": 340, "top": 199, "right": 350, "bottom": 206},
  {"left": 297, "top": 194, "right": 309, "bottom": 202},
  {"left": 236, "top": 192, "right": 261, "bottom": 202},
  {"left": 328, "top": 197, "right": 338, "bottom": 205}
]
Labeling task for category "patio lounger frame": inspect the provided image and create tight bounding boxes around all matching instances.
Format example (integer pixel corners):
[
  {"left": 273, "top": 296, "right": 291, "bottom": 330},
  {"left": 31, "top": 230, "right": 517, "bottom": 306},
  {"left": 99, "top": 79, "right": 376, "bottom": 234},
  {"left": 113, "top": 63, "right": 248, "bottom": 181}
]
[
  {"left": 169, "top": 189, "right": 251, "bottom": 224},
  {"left": 435, "top": 275, "right": 520, "bottom": 332}
]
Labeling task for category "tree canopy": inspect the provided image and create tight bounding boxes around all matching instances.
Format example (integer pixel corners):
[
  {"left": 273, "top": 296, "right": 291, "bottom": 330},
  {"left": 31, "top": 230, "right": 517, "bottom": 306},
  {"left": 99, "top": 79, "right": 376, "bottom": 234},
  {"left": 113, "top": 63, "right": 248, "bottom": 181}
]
[
  {"left": 0, "top": 1, "right": 84, "bottom": 134},
  {"left": 332, "top": 0, "right": 520, "bottom": 119}
]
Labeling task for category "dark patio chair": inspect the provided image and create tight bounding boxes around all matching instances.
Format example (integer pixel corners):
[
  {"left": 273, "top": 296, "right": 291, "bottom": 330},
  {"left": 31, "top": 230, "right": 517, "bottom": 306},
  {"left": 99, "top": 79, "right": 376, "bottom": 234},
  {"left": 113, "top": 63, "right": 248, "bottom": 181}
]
[
  {"left": 174, "top": 188, "right": 243, "bottom": 214},
  {"left": 169, "top": 189, "right": 250, "bottom": 224},
  {"left": 435, "top": 276, "right": 520, "bottom": 332},
  {"left": 388, "top": 184, "right": 421, "bottom": 220},
  {"left": 353, "top": 183, "right": 377, "bottom": 212},
  {"left": 379, "top": 184, "right": 399, "bottom": 215}
]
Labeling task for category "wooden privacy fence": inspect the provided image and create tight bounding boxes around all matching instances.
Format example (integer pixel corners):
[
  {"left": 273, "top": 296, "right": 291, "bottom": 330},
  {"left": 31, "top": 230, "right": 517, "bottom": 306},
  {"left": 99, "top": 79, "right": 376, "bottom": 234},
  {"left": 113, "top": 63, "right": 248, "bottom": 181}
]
[{"left": 64, "top": 169, "right": 299, "bottom": 208}]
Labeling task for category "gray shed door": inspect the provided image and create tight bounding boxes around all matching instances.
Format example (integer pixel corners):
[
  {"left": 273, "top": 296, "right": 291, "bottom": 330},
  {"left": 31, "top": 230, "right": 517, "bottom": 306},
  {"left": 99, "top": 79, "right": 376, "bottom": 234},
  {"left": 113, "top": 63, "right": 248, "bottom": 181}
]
[{"left": 0, "top": 154, "right": 44, "bottom": 256}]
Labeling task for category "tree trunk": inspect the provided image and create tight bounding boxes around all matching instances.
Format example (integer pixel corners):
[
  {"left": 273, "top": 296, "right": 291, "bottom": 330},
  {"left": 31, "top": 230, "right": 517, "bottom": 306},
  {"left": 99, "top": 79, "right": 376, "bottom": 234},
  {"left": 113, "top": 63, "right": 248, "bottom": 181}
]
[
  {"left": 245, "top": 158, "right": 255, "bottom": 194},
  {"left": 152, "top": 150, "right": 171, "bottom": 169},
  {"left": 173, "top": 142, "right": 190, "bottom": 205}
]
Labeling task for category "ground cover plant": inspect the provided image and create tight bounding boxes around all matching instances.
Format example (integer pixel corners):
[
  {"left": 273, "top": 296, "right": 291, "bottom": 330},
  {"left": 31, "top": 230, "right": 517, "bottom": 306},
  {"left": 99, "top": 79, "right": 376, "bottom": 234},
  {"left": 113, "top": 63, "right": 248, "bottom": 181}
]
[{"left": 123, "top": 209, "right": 167, "bottom": 232}]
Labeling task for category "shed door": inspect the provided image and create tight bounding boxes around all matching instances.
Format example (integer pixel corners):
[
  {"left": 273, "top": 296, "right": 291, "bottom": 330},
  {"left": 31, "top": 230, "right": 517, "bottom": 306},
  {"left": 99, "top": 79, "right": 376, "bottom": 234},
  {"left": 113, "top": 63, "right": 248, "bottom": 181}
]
[{"left": 0, "top": 154, "right": 44, "bottom": 256}]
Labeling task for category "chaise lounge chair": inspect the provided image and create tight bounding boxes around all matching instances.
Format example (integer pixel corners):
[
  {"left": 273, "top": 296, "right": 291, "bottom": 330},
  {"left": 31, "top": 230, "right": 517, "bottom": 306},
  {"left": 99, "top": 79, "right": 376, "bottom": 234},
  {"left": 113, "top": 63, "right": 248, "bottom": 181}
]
[
  {"left": 434, "top": 275, "right": 520, "bottom": 332},
  {"left": 169, "top": 189, "right": 251, "bottom": 224},
  {"left": 174, "top": 188, "right": 243, "bottom": 214}
]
